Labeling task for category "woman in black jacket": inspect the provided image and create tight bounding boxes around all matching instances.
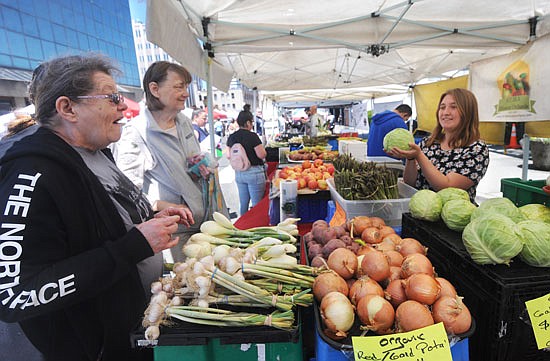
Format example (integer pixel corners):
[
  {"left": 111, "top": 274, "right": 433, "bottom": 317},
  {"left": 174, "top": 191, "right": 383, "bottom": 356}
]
[{"left": 0, "top": 54, "right": 191, "bottom": 361}]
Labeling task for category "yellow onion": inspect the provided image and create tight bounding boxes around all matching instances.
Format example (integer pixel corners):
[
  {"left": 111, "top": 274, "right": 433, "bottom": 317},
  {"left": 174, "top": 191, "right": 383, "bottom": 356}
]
[
  {"left": 320, "top": 291, "right": 355, "bottom": 339},
  {"left": 360, "top": 250, "right": 390, "bottom": 282},
  {"left": 361, "top": 227, "right": 382, "bottom": 244},
  {"left": 351, "top": 216, "right": 373, "bottom": 236},
  {"left": 313, "top": 270, "right": 349, "bottom": 301},
  {"left": 385, "top": 279, "right": 407, "bottom": 308},
  {"left": 403, "top": 273, "right": 440, "bottom": 305},
  {"left": 383, "top": 250, "right": 404, "bottom": 267},
  {"left": 395, "top": 300, "right": 434, "bottom": 332},
  {"left": 435, "top": 277, "right": 458, "bottom": 299},
  {"left": 369, "top": 217, "right": 386, "bottom": 228},
  {"left": 374, "top": 239, "right": 396, "bottom": 252},
  {"left": 397, "top": 238, "right": 427, "bottom": 257},
  {"left": 401, "top": 253, "right": 434, "bottom": 278},
  {"left": 349, "top": 276, "right": 384, "bottom": 305},
  {"left": 382, "top": 233, "right": 403, "bottom": 245},
  {"left": 388, "top": 266, "right": 403, "bottom": 282},
  {"left": 378, "top": 226, "right": 396, "bottom": 239},
  {"left": 327, "top": 248, "right": 358, "bottom": 280},
  {"left": 432, "top": 296, "right": 472, "bottom": 335},
  {"left": 356, "top": 294, "right": 395, "bottom": 334}
]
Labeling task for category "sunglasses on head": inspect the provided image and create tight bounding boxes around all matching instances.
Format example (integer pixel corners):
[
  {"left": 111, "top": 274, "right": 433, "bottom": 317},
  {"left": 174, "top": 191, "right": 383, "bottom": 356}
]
[{"left": 76, "top": 93, "right": 125, "bottom": 105}]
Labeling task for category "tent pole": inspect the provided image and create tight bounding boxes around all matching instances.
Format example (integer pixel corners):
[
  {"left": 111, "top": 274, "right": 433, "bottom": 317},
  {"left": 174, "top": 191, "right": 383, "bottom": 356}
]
[{"left": 206, "top": 57, "right": 216, "bottom": 157}]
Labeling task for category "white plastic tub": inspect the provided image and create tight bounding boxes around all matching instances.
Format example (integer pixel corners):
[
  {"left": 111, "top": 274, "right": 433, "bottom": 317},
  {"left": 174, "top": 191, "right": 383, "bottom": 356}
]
[{"left": 327, "top": 178, "right": 417, "bottom": 226}]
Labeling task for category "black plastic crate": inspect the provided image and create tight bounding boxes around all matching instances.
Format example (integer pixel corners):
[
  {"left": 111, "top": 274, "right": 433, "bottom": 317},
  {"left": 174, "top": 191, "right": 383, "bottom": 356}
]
[
  {"left": 131, "top": 306, "right": 301, "bottom": 347},
  {"left": 402, "top": 213, "right": 550, "bottom": 361}
]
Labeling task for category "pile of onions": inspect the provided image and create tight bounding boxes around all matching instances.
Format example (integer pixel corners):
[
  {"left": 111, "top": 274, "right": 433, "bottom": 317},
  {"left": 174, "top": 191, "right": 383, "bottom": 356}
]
[
  {"left": 401, "top": 253, "right": 434, "bottom": 278},
  {"left": 349, "top": 276, "right": 384, "bottom": 305},
  {"left": 356, "top": 294, "right": 395, "bottom": 334},
  {"left": 360, "top": 250, "right": 390, "bottom": 282},
  {"left": 395, "top": 300, "right": 434, "bottom": 332},
  {"left": 313, "top": 270, "right": 349, "bottom": 301},
  {"left": 403, "top": 273, "right": 440, "bottom": 305},
  {"left": 320, "top": 291, "right": 355, "bottom": 338},
  {"left": 312, "top": 223, "right": 472, "bottom": 338},
  {"left": 432, "top": 296, "right": 472, "bottom": 334},
  {"left": 327, "top": 248, "right": 357, "bottom": 279}
]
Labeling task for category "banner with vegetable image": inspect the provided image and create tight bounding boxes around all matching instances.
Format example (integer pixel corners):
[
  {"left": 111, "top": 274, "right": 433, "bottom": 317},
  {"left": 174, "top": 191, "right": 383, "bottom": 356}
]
[{"left": 470, "top": 33, "right": 550, "bottom": 122}]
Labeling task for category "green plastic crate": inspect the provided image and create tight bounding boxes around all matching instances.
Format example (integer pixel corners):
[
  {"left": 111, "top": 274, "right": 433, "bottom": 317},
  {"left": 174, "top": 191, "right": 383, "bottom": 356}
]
[
  {"left": 500, "top": 178, "right": 549, "bottom": 207},
  {"left": 153, "top": 333, "right": 303, "bottom": 361}
]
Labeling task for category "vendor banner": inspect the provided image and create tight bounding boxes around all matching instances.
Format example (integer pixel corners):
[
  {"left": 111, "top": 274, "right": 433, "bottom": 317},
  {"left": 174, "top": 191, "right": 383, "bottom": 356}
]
[{"left": 470, "top": 34, "right": 550, "bottom": 122}]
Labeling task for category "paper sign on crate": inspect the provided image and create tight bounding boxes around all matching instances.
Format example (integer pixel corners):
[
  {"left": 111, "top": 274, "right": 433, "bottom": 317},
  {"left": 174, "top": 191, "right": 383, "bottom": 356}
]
[
  {"left": 351, "top": 322, "right": 452, "bottom": 361},
  {"left": 525, "top": 292, "right": 550, "bottom": 350}
]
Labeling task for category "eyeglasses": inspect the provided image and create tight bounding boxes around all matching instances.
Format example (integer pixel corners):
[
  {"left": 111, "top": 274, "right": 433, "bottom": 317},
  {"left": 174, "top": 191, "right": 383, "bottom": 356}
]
[{"left": 75, "top": 93, "right": 125, "bottom": 105}]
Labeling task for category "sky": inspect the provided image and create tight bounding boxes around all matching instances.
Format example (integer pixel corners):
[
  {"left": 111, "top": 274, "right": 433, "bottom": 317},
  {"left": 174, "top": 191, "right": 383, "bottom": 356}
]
[{"left": 129, "top": 0, "right": 147, "bottom": 22}]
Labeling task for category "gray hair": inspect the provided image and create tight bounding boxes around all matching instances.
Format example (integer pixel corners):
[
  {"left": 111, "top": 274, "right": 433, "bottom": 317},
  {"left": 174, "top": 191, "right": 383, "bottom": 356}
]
[{"left": 29, "top": 54, "right": 119, "bottom": 125}]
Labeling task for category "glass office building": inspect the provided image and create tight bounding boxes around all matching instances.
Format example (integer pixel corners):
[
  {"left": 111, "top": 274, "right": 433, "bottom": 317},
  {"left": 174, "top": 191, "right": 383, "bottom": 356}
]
[{"left": 0, "top": 0, "right": 140, "bottom": 113}]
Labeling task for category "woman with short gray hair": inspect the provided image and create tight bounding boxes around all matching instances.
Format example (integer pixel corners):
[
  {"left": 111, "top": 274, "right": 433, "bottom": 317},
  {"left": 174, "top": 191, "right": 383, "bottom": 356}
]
[{"left": 0, "top": 54, "right": 191, "bottom": 361}]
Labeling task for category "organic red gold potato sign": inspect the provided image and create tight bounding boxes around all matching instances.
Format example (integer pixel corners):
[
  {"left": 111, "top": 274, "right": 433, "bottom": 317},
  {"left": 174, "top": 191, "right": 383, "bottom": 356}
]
[
  {"left": 351, "top": 322, "right": 452, "bottom": 361},
  {"left": 525, "top": 293, "right": 550, "bottom": 349}
]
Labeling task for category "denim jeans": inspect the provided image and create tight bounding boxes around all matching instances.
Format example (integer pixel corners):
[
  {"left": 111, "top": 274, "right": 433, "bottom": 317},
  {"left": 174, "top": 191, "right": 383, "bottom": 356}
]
[{"left": 235, "top": 165, "right": 267, "bottom": 216}]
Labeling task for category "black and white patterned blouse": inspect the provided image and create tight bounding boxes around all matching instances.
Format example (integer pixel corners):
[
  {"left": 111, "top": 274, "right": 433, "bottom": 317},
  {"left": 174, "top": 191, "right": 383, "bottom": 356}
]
[{"left": 415, "top": 138, "right": 490, "bottom": 203}]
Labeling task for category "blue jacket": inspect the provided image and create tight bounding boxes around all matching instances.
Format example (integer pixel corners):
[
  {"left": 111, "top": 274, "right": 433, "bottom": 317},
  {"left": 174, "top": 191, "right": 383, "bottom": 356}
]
[{"left": 367, "top": 110, "right": 408, "bottom": 156}]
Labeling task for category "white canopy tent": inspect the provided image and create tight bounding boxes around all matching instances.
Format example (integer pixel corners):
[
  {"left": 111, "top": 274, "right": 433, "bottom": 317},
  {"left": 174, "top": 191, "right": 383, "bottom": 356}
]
[
  {"left": 146, "top": 0, "right": 550, "bottom": 148},
  {"left": 147, "top": 0, "right": 550, "bottom": 95}
]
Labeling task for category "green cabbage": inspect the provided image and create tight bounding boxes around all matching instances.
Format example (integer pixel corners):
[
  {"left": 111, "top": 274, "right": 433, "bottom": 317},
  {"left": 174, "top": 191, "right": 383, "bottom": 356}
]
[
  {"left": 409, "top": 189, "right": 442, "bottom": 222},
  {"left": 383, "top": 128, "right": 414, "bottom": 152},
  {"left": 517, "top": 220, "right": 550, "bottom": 267},
  {"left": 519, "top": 204, "right": 550, "bottom": 223},
  {"left": 437, "top": 187, "right": 470, "bottom": 205},
  {"left": 470, "top": 197, "right": 525, "bottom": 223},
  {"left": 441, "top": 199, "right": 476, "bottom": 232},
  {"left": 462, "top": 213, "right": 523, "bottom": 265}
]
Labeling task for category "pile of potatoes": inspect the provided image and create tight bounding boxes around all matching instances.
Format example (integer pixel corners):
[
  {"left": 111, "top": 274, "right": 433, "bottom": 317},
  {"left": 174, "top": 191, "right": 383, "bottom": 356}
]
[{"left": 304, "top": 216, "right": 397, "bottom": 267}]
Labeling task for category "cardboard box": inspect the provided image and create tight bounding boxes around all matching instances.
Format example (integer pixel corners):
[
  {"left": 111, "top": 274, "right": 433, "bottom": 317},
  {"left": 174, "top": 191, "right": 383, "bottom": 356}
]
[{"left": 338, "top": 139, "right": 367, "bottom": 161}]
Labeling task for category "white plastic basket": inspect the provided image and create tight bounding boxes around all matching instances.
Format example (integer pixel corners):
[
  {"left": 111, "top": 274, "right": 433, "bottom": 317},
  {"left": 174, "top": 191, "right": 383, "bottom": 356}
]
[{"left": 327, "top": 178, "right": 417, "bottom": 226}]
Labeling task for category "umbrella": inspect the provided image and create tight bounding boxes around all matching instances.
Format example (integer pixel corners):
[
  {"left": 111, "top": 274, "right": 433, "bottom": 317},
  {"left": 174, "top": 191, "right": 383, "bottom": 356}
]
[
  {"left": 123, "top": 97, "right": 141, "bottom": 118},
  {"left": 213, "top": 109, "right": 227, "bottom": 120}
]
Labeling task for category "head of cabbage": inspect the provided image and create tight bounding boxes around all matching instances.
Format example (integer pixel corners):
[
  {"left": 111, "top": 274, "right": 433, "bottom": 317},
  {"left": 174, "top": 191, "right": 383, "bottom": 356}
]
[
  {"left": 437, "top": 187, "right": 470, "bottom": 205},
  {"left": 441, "top": 199, "right": 476, "bottom": 232},
  {"left": 470, "top": 197, "right": 525, "bottom": 223},
  {"left": 462, "top": 213, "right": 523, "bottom": 265},
  {"left": 383, "top": 128, "right": 414, "bottom": 152},
  {"left": 409, "top": 189, "right": 442, "bottom": 222},
  {"left": 517, "top": 220, "right": 550, "bottom": 267},
  {"left": 519, "top": 204, "right": 550, "bottom": 223}
]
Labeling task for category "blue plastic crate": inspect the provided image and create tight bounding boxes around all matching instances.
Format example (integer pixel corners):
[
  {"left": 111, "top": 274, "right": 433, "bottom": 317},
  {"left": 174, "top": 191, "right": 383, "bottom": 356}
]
[
  {"left": 269, "top": 192, "right": 330, "bottom": 224},
  {"left": 314, "top": 329, "right": 469, "bottom": 361}
]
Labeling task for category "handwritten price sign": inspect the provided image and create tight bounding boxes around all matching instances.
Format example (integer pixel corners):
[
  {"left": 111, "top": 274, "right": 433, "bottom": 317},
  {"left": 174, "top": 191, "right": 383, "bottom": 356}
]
[
  {"left": 525, "top": 293, "right": 550, "bottom": 349},
  {"left": 352, "top": 322, "right": 452, "bottom": 361}
]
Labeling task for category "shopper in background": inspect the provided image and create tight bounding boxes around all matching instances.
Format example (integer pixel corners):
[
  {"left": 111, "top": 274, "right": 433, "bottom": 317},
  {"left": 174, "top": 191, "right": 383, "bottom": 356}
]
[
  {"left": 115, "top": 61, "right": 228, "bottom": 263},
  {"left": 367, "top": 104, "right": 412, "bottom": 157},
  {"left": 303, "top": 105, "right": 324, "bottom": 137},
  {"left": 191, "top": 108, "right": 209, "bottom": 143},
  {"left": 226, "top": 106, "right": 267, "bottom": 216},
  {"left": 387, "top": 88, "right": 489, "bottom": 203},
  {"left": 0, "top": 54, "right": 191, "bottom": 361}
]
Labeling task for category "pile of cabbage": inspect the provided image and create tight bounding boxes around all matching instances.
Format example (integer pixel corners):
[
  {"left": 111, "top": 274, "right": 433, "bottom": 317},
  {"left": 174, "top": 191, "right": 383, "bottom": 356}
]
[{"left": 408, "top": 188, "right": 550, "bottom": 267}]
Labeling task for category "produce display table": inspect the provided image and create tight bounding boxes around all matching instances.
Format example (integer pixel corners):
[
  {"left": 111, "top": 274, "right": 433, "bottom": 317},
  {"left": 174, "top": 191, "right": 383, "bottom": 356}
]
[{"left": 401, "top": 213, "right": 550, "bottom": 361}]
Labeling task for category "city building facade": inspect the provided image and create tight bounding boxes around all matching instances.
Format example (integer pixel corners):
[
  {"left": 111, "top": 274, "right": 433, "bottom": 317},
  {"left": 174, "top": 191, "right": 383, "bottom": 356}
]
[{"left": 0, "top": 0, "right": 141, "bottom": 115}]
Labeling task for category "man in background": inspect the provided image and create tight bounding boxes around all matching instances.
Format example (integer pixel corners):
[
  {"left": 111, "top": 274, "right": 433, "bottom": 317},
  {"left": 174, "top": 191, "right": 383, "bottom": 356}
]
[
  {"left": 367, "top": 104, "right": 412, "bottom": 156},
  {"left": 303, "top": 105, "right": 324, "bottom": 137}
]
